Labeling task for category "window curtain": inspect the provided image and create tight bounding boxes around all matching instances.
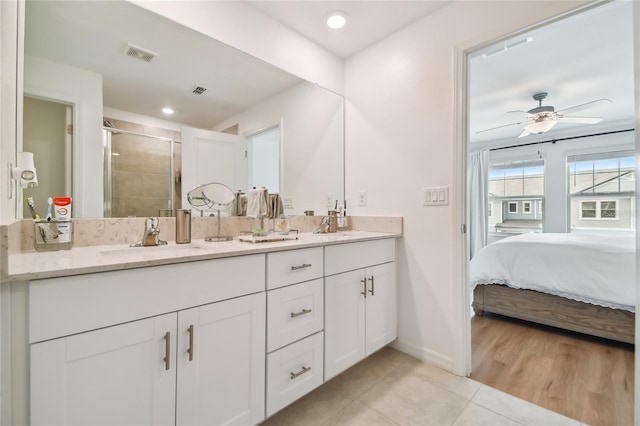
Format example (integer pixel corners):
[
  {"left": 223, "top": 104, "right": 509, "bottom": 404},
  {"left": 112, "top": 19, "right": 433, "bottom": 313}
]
[{"left": 468, "top": 150, "right": 489, "bottom": 259}]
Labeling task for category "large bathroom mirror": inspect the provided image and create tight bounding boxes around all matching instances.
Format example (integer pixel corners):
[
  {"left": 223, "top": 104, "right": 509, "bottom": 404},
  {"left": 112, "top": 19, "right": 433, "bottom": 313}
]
[{"left": 20, "top": 0, "right": 344, "bottom": 218}]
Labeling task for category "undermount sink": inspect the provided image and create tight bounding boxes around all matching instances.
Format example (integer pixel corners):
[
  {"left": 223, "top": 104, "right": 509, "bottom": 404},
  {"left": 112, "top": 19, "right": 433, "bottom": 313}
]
[
  {"left": 312, "top": 232, "right": 357, "bottom": 239},
  {"left": 100, "top": 244, "right": 205, "bottom": 256}
]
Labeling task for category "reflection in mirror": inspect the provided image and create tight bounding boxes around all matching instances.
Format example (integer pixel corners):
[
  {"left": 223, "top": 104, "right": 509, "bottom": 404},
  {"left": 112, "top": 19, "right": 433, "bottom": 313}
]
[
  {"left": 187, "top": 182, "right": 236, "bottom": 242},
  {"left": 21, "top": 0, "right": 344, "bottom": 218}
]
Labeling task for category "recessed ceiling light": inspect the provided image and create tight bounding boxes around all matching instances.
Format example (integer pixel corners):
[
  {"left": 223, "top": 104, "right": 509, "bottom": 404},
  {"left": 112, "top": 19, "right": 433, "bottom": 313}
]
[
  {"left": 162, "top": 107, "right": 174, "bottom": 115},
  {"left": 326, "top": 11, "right": 347, "bottom": 29}
]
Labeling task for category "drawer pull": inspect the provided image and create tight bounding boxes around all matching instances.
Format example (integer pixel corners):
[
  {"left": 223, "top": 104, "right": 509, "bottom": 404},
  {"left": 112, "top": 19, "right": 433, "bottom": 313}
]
[
  {"left": 361, "top": 278, "right": 367, "bottom": 298},
  {"left": 368, "top": 276, "right": 375, "bottom": 296},
  {"left": 187, "top": 325, "right": 194, "bottom": 361},
  {"left": 163, "top": 332, "right": 171, "bottom": 371},
  {"left": 291, "top": 263, "right": 312, "bottom": 271},
  {"left": 290, "top": 308, "right": 312, "bottom": 318},
  {"left": 290, "top": 365, "right": 312, "bottom": 379}
]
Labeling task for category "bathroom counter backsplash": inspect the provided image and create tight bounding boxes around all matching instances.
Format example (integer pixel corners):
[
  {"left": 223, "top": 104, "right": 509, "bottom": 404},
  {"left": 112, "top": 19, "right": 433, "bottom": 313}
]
[{"left": 2, "top": 216, "right": 402, "bottom": 281}]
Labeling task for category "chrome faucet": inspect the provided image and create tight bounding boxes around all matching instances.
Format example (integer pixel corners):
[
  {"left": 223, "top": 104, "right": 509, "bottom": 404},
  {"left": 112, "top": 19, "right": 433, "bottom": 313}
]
[{"left": 130, "top": 217, "right": 167, "bottom": 247}]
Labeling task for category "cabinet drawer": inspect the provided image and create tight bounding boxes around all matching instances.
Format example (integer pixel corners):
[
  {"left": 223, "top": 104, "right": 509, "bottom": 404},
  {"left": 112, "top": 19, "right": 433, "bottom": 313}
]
[
  {"left": 267, "top": 247, "right": 323, "bottom": 290},
  {"left": 267, "top": 279, "right": 323, "bottom": 352},
  {"left": 29, "top": 254, "right": 265, "bottom": 343},
  {"left": 266, "top": 332, "right": 323, "bottom": 418},
  {"left": 325, "top": 239, "right": 395, "bottom": 276}
]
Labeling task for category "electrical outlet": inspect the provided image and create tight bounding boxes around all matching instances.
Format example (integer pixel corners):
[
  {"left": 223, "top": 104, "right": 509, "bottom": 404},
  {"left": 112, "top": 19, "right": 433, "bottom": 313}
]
[
  {"left": 283, "top": 197, "right": 293, "bottom": 209},
  {"left": 326, "top": 193, "right": 333, "bottom": 208},
  {"left": 358, "top": 191, "right": 367, "bottom": 206}
]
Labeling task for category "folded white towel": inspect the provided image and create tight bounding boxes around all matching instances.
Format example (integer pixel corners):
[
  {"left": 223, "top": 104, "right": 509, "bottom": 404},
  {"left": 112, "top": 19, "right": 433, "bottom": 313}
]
[{"left": 246, "top": 188, "right": 268, "bottom": 218}]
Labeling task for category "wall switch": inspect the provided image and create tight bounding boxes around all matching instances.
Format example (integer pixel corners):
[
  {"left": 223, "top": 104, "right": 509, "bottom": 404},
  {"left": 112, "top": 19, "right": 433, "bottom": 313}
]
[
  {"left": 283, "top": 197, "right": 293, "bottom": 209},
  {"left": 423, "top": 186, "right": 448, "bottom": 206},
  {"left": 358, "top": 191, "right": 367, "bottom": 206}
]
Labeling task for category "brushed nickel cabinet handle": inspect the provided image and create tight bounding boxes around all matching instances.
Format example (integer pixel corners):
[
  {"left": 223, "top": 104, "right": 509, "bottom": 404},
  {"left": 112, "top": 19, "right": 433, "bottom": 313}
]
[
  {"left": 290, "top": 308, "right": 312, "bottom": 318},
  {"left": 368, "top": 276, "right": 375, "bottom": 296},
  {"left": 361, "top": 278, "right": 367, "bottom": 298},
  {"left": 290, "top": 365, "right": 311, "bottom": 379},
  {"left": 291, "top": 263, "right": 312, "bottom": 271},
  {"left": 163, "top": 332, "right": 171, "bottom": 371},
  {"left": 187, "top": 325, "right": 194, "bottom": 361}
]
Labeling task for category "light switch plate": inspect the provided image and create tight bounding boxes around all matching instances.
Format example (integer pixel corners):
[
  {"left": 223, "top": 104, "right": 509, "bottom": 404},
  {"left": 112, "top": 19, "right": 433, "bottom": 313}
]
[{"left": 423, "top": 186, "right": 448, "bottom": 206}]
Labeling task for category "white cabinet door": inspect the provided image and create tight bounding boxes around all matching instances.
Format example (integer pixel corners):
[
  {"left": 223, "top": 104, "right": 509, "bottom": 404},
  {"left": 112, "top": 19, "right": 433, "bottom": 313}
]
[
  {"left": 324, "top": 262, "right": 397, "bottom": 381},
  {"left": 365, "top": 262, "right": 397, "bottom": 355},
  {"left": 324, "top": 269, "right": 366, "bottom": 380},
  {"left": 176, "top": 292, "right": 266, "bottom": 426},
  {"left": 31, "top": 313, "right": 177, "bottom": 426}
]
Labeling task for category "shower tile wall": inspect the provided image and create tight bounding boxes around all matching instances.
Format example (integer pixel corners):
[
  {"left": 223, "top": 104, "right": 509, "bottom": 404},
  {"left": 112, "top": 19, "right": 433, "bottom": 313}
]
[{"left": 105, "top": 118, "right": 182, "bottom": 218}]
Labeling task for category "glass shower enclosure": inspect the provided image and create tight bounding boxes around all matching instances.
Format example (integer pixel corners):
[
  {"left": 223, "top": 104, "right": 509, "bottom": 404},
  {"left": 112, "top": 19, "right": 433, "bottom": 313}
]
[{"left": 103, "top": 128, "right": 181, "bottom": 218}]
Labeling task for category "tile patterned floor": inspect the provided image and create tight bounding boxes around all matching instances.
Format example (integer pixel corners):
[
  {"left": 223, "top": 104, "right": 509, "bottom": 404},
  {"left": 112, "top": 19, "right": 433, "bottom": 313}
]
[{"left": 262, "top": 346, "right": 585, "bottom": 426}]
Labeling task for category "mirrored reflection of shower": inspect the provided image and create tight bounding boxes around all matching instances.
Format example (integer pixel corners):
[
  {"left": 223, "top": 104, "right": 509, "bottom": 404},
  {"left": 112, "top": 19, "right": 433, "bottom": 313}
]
[{"left": 103, "top": 127, "right": 181, "bottom": 217}]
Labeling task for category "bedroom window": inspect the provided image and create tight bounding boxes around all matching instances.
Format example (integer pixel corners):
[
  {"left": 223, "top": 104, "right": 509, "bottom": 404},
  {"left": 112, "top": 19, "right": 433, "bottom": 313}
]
[
  {"left": 568, "top": 151, "right": 634, "bottom": 233},
  {"left": 488, "top": 159, "right": 544, "bottom": 234}
]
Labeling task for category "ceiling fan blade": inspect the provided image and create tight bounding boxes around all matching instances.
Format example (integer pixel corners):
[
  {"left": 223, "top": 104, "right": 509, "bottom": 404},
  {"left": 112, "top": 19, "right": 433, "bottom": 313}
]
[
  {"left": 476, "top": 121, "right": 524, "bottom": 134},
  {"left": 560, "top": 116, "right": 603, "bottom": 124},
  {"left": 518, "top": 129, "right": 531, "bottom": 138},
  {"left": 555, "top": 98, "right": 612, "bottom": 115}
]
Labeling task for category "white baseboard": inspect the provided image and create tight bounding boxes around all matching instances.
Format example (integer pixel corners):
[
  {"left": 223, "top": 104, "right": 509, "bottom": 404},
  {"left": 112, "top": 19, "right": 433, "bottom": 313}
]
[{"left": 390, "top": 338, "right": 454, "bottom": 372}]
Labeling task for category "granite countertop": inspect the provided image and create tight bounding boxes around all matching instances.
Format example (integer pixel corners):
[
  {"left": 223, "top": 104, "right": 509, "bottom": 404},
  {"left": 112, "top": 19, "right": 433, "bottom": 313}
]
[{"left": 5, "top": 231, "right": 400, "bottom": 282}]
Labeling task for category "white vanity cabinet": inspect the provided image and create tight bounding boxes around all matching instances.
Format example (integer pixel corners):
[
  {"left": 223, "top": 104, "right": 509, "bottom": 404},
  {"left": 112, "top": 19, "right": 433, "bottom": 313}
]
[
  {"left": 265, "top": 248, "right": 325, "bottom": 417},
  {"left": 31, "top": 313, "right": 178, "bottom": 425},
  {"left": 29, "top": 255, "right": 266, "bottom": 426},
  {"left": 324, "top": 239, "right": 397, "bottom": 380}
]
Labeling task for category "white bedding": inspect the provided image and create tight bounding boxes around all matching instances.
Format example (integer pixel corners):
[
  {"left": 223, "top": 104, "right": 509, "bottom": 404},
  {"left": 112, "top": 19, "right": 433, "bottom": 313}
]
[{"left": 470, "top": 233, "right": 636, "bottom": 312}]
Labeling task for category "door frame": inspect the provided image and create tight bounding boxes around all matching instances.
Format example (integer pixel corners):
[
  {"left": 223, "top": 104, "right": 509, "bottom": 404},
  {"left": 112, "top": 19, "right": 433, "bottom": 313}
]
[{"left": 452, "top": 0, "right": 638, "bottom": 380}]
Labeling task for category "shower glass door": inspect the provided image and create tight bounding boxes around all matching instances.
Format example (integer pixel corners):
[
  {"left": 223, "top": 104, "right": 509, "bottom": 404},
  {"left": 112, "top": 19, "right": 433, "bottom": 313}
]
[{"left": 103, "top": 128, "right": 178, "bottom": 217}]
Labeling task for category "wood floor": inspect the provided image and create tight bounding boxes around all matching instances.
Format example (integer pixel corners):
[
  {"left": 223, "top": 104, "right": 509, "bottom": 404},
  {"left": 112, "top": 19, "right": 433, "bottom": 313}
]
[{"left": 471, "top": 313, "right": 634, "bottom": 426}]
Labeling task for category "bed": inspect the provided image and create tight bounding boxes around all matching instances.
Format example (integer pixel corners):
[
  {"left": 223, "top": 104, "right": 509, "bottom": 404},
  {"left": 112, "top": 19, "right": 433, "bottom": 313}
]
[{"left": 470, "top": 233, "right": 635, "bottom": 344}]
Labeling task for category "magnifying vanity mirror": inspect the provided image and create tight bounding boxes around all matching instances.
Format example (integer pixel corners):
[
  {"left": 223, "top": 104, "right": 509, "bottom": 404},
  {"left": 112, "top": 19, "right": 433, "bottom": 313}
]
[
  {"left": 19, "top": 0, "right": 344, "bottom": 219},
  {"left": 187, "top": 182, "right": 236, "bottom": 242}
]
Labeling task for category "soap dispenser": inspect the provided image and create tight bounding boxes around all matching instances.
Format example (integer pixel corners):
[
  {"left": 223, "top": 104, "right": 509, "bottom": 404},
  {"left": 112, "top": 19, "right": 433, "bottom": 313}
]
[{"left": 175, "top": 209, "right": 191, "bottom": 244}]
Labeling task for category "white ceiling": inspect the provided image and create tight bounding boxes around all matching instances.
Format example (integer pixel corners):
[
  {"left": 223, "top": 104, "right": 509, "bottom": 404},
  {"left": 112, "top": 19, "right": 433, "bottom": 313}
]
[
  {"left": 245, "top": 1, "right": 450, "bottom": 58},
  {"left": 247, "top": 0, "right": 635, "bottom": 146},
  {"left": 468, "top": 1, "right": 634, "bottom": 146},
  {"left": 24, "top": 1, "right": 303, "bottom": 129},
  {"left": 24, "top": 1, "right": 634, "bottom": 140}
]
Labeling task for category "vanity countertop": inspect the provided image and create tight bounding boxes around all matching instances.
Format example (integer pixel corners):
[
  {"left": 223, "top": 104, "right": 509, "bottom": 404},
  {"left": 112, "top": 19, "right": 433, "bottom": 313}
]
[{"left": 5, "top": 231, "right": 401, "bottom": 282}]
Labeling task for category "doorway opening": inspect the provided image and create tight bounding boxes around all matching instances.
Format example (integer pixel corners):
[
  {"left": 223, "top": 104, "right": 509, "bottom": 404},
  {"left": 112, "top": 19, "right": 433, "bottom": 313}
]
[
  {"left": 21, "top": 96, "right": 73, "bottom": 219},
  {"left": 463, "top": 2, "right": 635, "bottom": 424},
  {"left": 247, "top": 126, "right": 281, "bottom": 192}
]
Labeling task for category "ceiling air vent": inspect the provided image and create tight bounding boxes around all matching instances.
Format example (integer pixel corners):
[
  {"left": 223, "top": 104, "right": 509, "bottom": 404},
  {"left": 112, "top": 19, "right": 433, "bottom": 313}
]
[
  {"left": 124, "top": 44, "right": 157, "bottom": 63},
  {"left": 192, "top": 86, "right": 207, "bottom": 95}
]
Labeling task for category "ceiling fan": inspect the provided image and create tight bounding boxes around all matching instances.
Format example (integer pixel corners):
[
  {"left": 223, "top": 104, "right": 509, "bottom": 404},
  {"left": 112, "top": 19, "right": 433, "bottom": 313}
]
[{"left": 477, "top": 92, "right": 612, "bottom": 138}]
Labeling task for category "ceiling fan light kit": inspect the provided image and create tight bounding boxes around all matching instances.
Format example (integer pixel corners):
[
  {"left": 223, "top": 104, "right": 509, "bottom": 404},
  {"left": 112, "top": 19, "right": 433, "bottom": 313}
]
[{"left": 524, "top": 117, "right": 558, "bottom": 134}]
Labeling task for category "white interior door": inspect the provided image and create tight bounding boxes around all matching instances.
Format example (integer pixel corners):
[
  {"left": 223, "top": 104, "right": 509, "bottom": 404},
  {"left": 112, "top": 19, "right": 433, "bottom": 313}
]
[{"left": 181, "top": 127, "right": 247, "bottom": 213}]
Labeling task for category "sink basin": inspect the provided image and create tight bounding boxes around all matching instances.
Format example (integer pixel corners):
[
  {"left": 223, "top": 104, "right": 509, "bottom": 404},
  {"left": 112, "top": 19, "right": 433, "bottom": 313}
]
[
  {"left": 311, "top": 232, "right": 357, "bottom": 240},
  {"left": 100, "top": 244, "right": 205, "bottom": 256}
]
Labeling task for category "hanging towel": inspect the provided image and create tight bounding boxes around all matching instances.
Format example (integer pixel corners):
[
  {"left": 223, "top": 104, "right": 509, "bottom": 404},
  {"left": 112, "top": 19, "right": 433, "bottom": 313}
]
[
  {"left": 246, "top": 188, "right": 268, "bottom": 218},
  {"left": 268, "top": 193, "right": 285, "bottom": 219}
]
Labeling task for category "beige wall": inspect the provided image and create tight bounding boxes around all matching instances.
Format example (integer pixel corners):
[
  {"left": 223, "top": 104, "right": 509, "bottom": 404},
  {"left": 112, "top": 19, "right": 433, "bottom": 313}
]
[{"left": 22, "top": 97, "right": 68, "bottom": 219}]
